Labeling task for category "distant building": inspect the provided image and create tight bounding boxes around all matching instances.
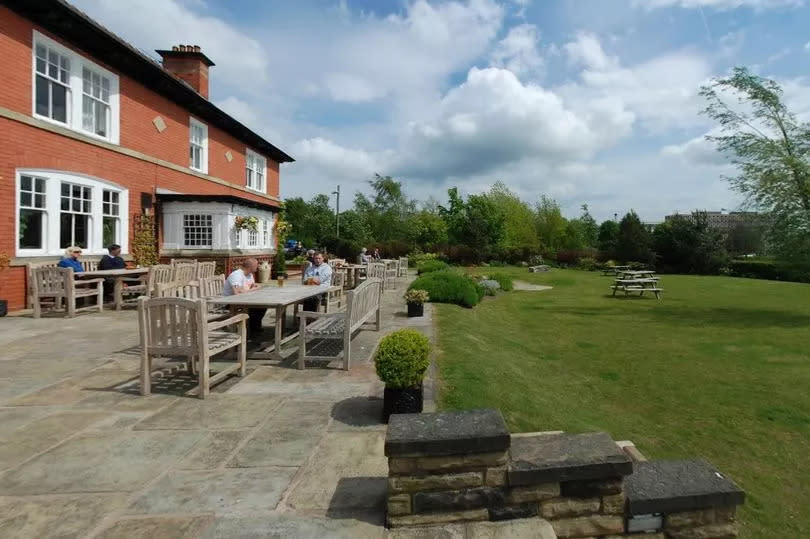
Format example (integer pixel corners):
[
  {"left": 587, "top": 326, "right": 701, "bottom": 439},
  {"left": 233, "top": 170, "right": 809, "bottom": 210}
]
[{"left": 664, "top": 211, "right": 762, "bottom": 232}]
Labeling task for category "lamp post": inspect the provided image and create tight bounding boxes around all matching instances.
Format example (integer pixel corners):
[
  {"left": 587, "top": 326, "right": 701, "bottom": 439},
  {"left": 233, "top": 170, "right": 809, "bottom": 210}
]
[{"left": 332, "top": 185, "right": 341, "bottom": 238}]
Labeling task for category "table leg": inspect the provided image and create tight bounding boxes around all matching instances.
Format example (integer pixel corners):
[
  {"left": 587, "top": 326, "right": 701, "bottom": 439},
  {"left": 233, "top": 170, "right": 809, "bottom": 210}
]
[
  {"left": 273, "top": 305, "right": 285, "bottom": 361},
  {"left": 114, "top": 277, "right": 123, "bottom": 311}
]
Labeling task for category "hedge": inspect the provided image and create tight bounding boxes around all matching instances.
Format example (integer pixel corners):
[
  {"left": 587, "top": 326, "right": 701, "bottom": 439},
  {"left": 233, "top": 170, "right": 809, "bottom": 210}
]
[
  {"left": 408, "top": 270, "right": 482, "bottom": 308},
  {"left": 417, "top": 260, "right": 450, "bottom": 275},
  {"left": 727, "top": 259, "right": 810, "bottom": 283},
  {"left": 374, "top": 329, "right": 431, "bottom": 388}
]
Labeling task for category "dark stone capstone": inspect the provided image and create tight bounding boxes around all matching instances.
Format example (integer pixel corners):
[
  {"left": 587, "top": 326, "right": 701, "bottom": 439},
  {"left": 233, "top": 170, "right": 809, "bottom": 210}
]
[
  {"left": 384, "top": 408, "right": 510, "bottom": 457},
  {"left": 489, "top": 504, "right": 539, "bottom": 521},
  {"left": 625, "top": 459, "right": 746, "bottom": 515},
  {"left": 413, "top": 487, "right": 506, "bottom": 513},
  {"left": 508, "top": 432, "right": 633, "bottom": 486}
]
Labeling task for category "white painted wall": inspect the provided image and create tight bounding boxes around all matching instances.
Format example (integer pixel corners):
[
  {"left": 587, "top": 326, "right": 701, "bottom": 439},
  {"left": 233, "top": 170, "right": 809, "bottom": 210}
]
[{"left": 161, "top": 200, "right": 275, "bottom": 251}]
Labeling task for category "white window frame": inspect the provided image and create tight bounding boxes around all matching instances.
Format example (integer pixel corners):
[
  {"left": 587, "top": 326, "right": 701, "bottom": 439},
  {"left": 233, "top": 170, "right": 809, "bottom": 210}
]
[
  {"left": 182, "top": 213, "right": 213, "bottom": 248},
  {"left": 189, "top": 117, "right": 209, "bottom": 174},
  {"left": 262, "top": 218, "right": 271, "bottom": 248},
  {"left": 31, "top": 30, "right": 120, "bottom": 144},
  {"left": 245, "top": 148, "right": 266, "bottom": 193},
  {"left": 15, "top": 169, "right": 128, "bottom": 257}
]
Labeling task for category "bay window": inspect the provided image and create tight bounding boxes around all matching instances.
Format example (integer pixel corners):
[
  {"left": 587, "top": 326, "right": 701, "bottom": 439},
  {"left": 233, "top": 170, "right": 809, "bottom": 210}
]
[
  {"left": 32, "top": 31, "right": 120, "bottom": 143},
  {"left": 16, "top": 170, "right": 128, "bottom": 256}
]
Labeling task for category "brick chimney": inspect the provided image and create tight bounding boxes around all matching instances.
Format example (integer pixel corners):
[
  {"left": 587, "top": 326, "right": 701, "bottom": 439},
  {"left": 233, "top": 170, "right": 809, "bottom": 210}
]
[{"left": 155, "top": 45, "right": 215, "bottom": 99}]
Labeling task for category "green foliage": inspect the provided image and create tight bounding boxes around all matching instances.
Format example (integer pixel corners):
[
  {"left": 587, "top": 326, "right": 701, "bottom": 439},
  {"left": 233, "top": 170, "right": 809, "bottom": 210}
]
[
  {"left": 725, "top": 221, "right": 766, "bottom": 256},
  {"left": 322, "top": 236, "right": 361, "bottom": 260},
  {"left": 535, "top": 196, "right": 568, "bottom": 254},
  {"left": 354, "top": 174, "right": 416, "bottom": 243},
  {"left": 374, "top": 329, "right": 430, "bottom": 388},
  {"left": 616, "top": 211, "right": 653, "bottom": 264},
  {"left": 653, "top": 213, "right": 728, "bottom": 274},
  {"left": 488, "top": 181, "right": 539, "bottom": 253},
  {"left": 701, "top": 66, "right": 810, "bottom": 263},
  {"left": 404, "top": 289, "right": 430, "bottom": 304},
  {"left": 283, "top": 195, "right": 334, "bottom": 248},
  {"left": 407, "top": 210, "right": 448, "bottom": 246},
  {"left": 577, "top": 256, "right": 599, "bottom": 271},
  {"left": 598, "top": 220, "right": 619, "bottom": 259},
  {"left": 410, "top": 251, "right": 441, "bottom": 267},
  {"left": 409, "top": 270, "right": 482, "bottom": 307},
  {"left": 579, "top": 204, "right": 599, "bottom": 248},
  {"left": 274, "top": 248, "right": 287, "bottom": 276},
  {"left": 440, "top": 188, "right": 505, "bottom": 262},
  {"left": 727, "top": 259, "right": 810, "bottom": 283},
  {"left": 417, "top": 260, "right": 450, "bottom": 275},
  {"left": 488, "top": 273, "right": 514, "bottom": 291},
  {"left": 132, "top": 214, "right": 158, "bottom": 266}
]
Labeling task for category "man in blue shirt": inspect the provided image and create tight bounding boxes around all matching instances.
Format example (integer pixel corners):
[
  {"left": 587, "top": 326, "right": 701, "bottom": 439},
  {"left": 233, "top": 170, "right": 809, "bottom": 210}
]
[{"left": 57, "top": 246, "right": 84, "bottom": 272}]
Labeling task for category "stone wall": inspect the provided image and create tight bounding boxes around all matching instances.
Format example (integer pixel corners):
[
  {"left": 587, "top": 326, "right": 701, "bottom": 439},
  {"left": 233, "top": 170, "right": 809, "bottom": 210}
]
[{"left": 384, "top": 409, "right": 745, "bottom": 538}]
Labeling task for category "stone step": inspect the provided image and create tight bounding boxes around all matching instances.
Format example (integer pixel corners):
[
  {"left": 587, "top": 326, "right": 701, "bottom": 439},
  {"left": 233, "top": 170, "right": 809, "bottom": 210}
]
[{"left": 386, "top": 517, "right": 557, "bottom": 538}]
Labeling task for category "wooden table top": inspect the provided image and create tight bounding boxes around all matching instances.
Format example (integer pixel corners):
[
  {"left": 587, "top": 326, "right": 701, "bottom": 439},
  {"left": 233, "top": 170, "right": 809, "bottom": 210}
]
[
  {"left": 79, "top": 268, "right": 149, "bottom": 277},
  {"left": 208, "top": 284, "right": 328, "bottom": 307}
]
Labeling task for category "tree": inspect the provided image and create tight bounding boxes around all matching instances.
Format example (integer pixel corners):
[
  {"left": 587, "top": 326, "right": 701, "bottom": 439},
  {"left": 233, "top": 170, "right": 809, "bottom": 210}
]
[
  {"left": 616, "top": 211, "right": 653, "bottom": 263},
  {"left": 701, "top": 66, "right": 810, "bottom": 261},
  {"left": 283, "top": 195, "right": 333, "bottom": 248},
  {"left": 535, "top": 196, "right": 567, "bottom": 254},
  {"left": 439, "top": 187, "right": 505, "bottom": 262},
  {"left": 487, "top": 182, "right": 539, "bottom": 254},
  {"left": 653, "top": 213, "right": 728, "bottom": 274},
  {"left": 407, "top": 210, "right": 448, "bottom": 247},
  {"left": 598, "top": 220, "right": 619, "bottom": 259},
  {"left": 354, "top": 174, "right": 416, "bottom": 243},
  {"left": 579, "top": 204, "right": 599, "bottom": 248},
  {"left": 726, "top": 221, "right": 765, "bottom": 256}
]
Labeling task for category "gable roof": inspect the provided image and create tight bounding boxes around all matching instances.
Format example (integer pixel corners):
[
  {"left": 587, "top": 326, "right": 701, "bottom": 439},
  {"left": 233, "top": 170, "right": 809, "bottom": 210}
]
[{"left": 6, "top": 0, "right": 294, "bottom": 164}]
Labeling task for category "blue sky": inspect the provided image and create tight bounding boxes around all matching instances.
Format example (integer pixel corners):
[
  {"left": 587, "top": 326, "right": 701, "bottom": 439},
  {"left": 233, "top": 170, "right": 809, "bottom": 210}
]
[{"left": 72, "top": 0, "right": 810, "bottom": 221}]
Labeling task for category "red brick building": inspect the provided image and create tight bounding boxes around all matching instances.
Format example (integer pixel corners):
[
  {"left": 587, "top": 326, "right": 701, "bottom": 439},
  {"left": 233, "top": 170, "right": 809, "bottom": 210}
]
[{"left": 0, "top": 0, "right": 294, "bottom": 312}]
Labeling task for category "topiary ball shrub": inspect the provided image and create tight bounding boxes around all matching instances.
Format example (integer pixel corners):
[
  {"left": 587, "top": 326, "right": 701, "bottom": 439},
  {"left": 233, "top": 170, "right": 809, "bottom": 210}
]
[
  {"left": 408, "top": 270, "right": 482, "bottom": 308},
  {"left": 417, "top": 260, "right": 450, "bottom": 275},
  {"left": 488, "top": 273, "right": 513, "bottom": 292},
  {"left": 374, "top": 329, "right": 431, "bottom": 389}
]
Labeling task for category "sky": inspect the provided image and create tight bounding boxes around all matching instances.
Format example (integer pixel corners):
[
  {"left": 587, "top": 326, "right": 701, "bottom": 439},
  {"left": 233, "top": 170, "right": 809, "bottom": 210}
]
[{"left": 71, "top": 0, "right": 810, "bottom": 222}]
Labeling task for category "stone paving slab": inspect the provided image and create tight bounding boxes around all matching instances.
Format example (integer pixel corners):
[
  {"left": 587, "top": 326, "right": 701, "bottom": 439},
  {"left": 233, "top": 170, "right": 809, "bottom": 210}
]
[
  {"left": 178, "top": 430, "right": 251, "bottom": 470},
  {"left": 284, "top": 431, "right": 387, "bottom": 514},
  {"left": 135, "top": 394, "right": 284, "bottom": 430},
  {"left": 0, "top": 407, "right": 55, "bottom": 437},
  {"left": 329, "top": 396, "right": 386, "bottom": 431},
  {"left": 0, "top": 493, "right": 127, "bottom": 539},
  {"left": 200, "top": 514, "right": 384, "bottom": 538},
  {"left": 0, "top": 430, "right": 205, "bottom": 495},
  {"left": 230, "top": 400, "right": 332, "bottom": 467},
  {"left": 95, "top": 515, "right": 215, "bottom": 539},
  {"left": 128, "top": 467, "right": 298, "bottom": 516},
  {"left": 0, "top": 410, "right": 107, "bottom": 472}
]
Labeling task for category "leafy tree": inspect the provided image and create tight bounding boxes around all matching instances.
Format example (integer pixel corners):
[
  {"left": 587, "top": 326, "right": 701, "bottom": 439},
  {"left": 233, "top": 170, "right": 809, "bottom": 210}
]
[
  {"left": 726, "top": 221, "right": 765, "bottom": 256},
  {"left": 407, "top": 210, "right": 448, "bottom": 247},
  {"left": 653, "top": 213, "right": 728, "bottom": 274},
  {"left": 579, "top": 204, "right": 599, "bottom": 248},
  {"left": 487, "top": 182, "right": 539, "bottom": 253},
  {"left": 439, "top": 188, "right": 505, "bottom": 261},
  {"left": 598, "top": 220, "right": 620, "bottom": 259},
  {"left": 337, "top": 209, "right": 370, "bottom": 246},
  {"left": 439, "top": 187, "right": 468, "bottom": 245},
  {"left": 616, "top": 211, "right": 653, "bottom": 263},
  {"left": 282, "top": 195, "right": 333, "bottom": 248},
  {"left": 354, "top": 174, "right": 416, "bottom": 242},
  {"left": 701, "top": 66, "right": 810, "bottom": 261},
  {"left": 535, "top": 196, "right": 567, "bottom": 254},
  {"left": 561, "top": 219, "right": 587, "bottom": 250}
]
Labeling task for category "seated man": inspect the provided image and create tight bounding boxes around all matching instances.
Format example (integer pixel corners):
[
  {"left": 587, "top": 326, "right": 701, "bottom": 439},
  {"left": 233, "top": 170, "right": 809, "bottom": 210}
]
[
  {"left": 57, "top": 246, "right": 84, "bottom": 272},
  {"left": 302, "top": 251, "right": 332, "bottom": 312},
  {"left": 225, "top": 258, "right": 266, "bottom": 338},
  {"left": 99, "top": 244, "right": 125, "bottom": 299}
]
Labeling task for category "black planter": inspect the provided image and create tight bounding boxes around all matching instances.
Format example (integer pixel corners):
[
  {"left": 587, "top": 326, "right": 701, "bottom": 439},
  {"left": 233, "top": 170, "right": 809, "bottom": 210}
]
[
  {"left": 382, "top": 384, "right": 423, "bottom": 422},
  {"left": 0, "top": 299, "right": 6, "bottom": 317},
  {"left": 407, "top": 302, "right": 424, "bottom": 317}
]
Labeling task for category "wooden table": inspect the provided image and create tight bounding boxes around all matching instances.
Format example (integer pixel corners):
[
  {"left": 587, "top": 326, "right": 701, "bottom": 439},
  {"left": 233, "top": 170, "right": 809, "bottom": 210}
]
[
  {"left": 616, "top": 270, "right": 657, "bottom": 279},
  {"left": 611, "top": 277, "right": 662, "bottom": 299},
  {"left": 602, "top": 265, "right": 631, "bottom": 276},
  {"left": 335, "top": 264, "right": 365, "bottom": 289},
  {"left": 78, "top": 268, "right": 149, "bottom": 310},
  {"left": 208, "top": 283, "right": 329, "bottom": 360}
]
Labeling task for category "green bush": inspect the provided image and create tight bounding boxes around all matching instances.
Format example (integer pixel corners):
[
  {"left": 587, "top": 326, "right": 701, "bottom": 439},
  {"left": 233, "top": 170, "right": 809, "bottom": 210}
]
[
  {"left": 374, "top": 329, "right": 430, "bottom": 388},
  {"left": 409, "top": 251, "right": 441, "bottom": 268},
  {"left": 488, "top": 273, "right": 514, "bottom": 291},
  {"left": 409, "top": 270, "right": 482, "bottom": 307},
  {"left": 577, "top": 256, "right": 599, "bottom": 271},
  {"left": 727, "top": 259, "right": 810, "bottom": 283},
  {"left": 417, "top": 260, "right": 450, "bottom": 275}
]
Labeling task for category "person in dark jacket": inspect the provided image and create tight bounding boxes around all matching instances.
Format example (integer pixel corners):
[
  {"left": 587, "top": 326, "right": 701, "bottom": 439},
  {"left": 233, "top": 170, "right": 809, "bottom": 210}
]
[{"left": 99, "top": 244, "right": 125, "bottom": 299}]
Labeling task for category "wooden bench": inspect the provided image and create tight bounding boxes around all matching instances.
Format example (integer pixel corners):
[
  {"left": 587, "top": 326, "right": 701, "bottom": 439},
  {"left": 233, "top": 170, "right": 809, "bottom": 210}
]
[{"left": 297, "top": 278, "right": 383, "bottom": 370}]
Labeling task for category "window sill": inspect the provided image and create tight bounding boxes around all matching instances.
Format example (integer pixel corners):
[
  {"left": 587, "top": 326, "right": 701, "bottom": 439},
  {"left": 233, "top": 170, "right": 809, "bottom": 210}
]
[
  {"left": 245, "top": 185, "right": 265, "bottom": 194},
  {"left": 32, "top": 113, "right": 118, "bottom": 145}
]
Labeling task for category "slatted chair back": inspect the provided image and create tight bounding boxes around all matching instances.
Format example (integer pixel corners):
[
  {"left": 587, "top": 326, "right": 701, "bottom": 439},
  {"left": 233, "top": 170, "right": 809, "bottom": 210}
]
[
  {"left": 172, "top": 262, "right": 197, "bottom": 283},
  {"left": 147, "top": 264, "right": 174, "bottom": 296},
  {"left": 328, "top": 258, "right": 347, "bottom": 268},
  {"left": 154, "top": 281, "right": 201, "bottom": 300},
  {"left": 366, "top": 262, "right": 385, "bottom": 281},
  {"left": 82, "top": 260, "right": 99, "bottom": 272},
  {"left": 331, "top": 270, "right": 346, "bottom": 288},
  {"left": 196, "top": 261, "right": 216, "bottom": 279},
  {"left": 32, "top": 266, "right": 69, "bottom": 297},
  {"left": 398, "top": 257, "right": 409, "bottom": 276},
  {"left": 199, "top": 275, "right": 226, "bottom": 298},
  {"left": 137, "top": 296, "right": 201, "bottom": 358},
  {"left": 346, "top": 278, "right": 383, "bottom": 333},
  {"left": 170, "top": 258, "right": 197, "bottom": 266}
]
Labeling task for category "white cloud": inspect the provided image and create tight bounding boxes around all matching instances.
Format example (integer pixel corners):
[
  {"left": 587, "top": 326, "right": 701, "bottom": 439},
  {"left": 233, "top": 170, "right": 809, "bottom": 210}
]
[
  {"left": 804, "top": 41, "right": 810, "bottom": 52},
  {"left": 564, "top": 32, "right": 619, "bottom": 71},
  {"left": 636, "top": 0, "right": 803, "bottom": 10},
  {"left": 661, "top": 134, "right": 729, "bottom": 165},
  {"left": 490, "top": 24, "right": 543, "bottom": 78}
]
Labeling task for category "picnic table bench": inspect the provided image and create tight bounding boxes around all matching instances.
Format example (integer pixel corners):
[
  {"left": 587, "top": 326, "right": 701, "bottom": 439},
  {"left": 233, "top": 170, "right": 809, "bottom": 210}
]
[
  {"left": 602, "top": 265, "right": 631, "bottom": 276},
  {"left": 611, "top": 277, "right": 663, "bottom": 299}
]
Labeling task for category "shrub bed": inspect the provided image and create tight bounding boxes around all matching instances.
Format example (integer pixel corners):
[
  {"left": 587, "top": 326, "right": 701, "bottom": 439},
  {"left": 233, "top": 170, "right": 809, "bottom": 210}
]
[
  {"left": 417, "top": 260, "right": 450, "bottom": 275},
  {"left": 409, "top": 270, "right": 482, "bottom": 307},
  {"left": 488, "top": 273, "right": 514, "bottom": 291},
  {"left": 727, "top": 259, "right": 810, "bottom": 283}
]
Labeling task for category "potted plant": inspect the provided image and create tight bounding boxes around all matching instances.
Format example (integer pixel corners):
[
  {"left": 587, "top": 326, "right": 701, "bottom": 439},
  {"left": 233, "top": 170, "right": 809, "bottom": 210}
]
[
  {"left": 375, "top": 329, "right": 430, "bottom": 422},
  {"left": 404, "top": 289, "right": 429, "bottom": 317},
  {"left": 0, "top": 252, "right": 10, "bottom": 317}
]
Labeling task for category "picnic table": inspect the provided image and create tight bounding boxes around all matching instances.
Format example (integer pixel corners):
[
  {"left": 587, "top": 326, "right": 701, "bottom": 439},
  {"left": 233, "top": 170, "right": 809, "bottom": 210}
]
[
  {"left": 208, "top": 283, "right": 329, "bottom": 360},
  {"left": 602, "top": 265, "right": 631, "bottom": 276},
  {"left": 77, "top": 268, "right": 149, "bottom": 310},
  {"left": 616, "top": 269, "right": 656, "bottom": 279},
  {"left": 611, "top": 270, "right": 663, "bottom": 299}
]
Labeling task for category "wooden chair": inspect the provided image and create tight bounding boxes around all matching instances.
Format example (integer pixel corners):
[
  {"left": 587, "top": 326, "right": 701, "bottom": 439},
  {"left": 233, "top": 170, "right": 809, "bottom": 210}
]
[
  {"left": 31, "top": 267, "right": 103, "bottom": 318},
  {"left": 398, "top": 257, "right": 409, "bottom": 277},
  {"left": 328, "top": 258, "right": 346, "bottom": 268},
  {"left": 147, "top": 265, "right": 174, "bottom": 297},
  {"left": 82, "top": 260, "right": 99, "bottom": 272},
  {"left": 137, "top": 296, "right": 248, "bottom": 399},
  {"left": 199, "top": 274, "right": 229, "bottom": 321},
  {"left": 27, "top": 261, "right": 59, "bottom": 309},
  {"left": 172, "top": 262, "right": 197, "bottom": 283},
  {"left": 384, "top": 259, "right": 399, "bottom": 287},
  {"left": 154, "top": 281, "right": 201, "bottom": 299},
  {"left": 327, "top": 271, "right": 346, "bottom": 312},
  {"left": 367, "top": 262, "right": 386, "bottom": 291},
  {"left": 196, "top": 261, "right": 216, "bottom": 279},
  {"left": 297, "top": 278, "right": 382, "bottom": 370}
]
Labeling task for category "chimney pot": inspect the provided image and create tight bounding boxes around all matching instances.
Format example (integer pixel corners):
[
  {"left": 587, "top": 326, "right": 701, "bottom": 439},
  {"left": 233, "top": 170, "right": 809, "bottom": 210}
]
[
  {"left": 194, "top": 45, "right": 201, "bottom": 52},
  {"left": 172, "top": 45, "right": 178, "bottom": 51},
  {"left": 156, "top": 45, "right": 215, "bottom": 99}
]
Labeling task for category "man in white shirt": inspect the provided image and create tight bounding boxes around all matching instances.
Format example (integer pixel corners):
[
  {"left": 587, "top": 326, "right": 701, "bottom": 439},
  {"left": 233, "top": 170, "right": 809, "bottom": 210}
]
[
  {"left": 302, "top": 252, "right": 332, "bottom": 312},
  {"left": 225, "top": 258, "right": 266, "bottom": 337}
]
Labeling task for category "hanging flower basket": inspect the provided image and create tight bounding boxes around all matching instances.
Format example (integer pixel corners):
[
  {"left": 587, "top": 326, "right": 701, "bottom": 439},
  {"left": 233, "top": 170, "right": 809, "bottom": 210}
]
[{"left": 234, "top": 216, "right": 259, "bottom": 232}]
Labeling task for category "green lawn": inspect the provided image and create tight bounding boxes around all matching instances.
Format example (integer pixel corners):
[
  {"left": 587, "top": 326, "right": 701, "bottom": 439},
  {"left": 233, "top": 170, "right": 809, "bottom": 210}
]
[{"left": 435, "top": 268, "right": 810, "bottom": 538}]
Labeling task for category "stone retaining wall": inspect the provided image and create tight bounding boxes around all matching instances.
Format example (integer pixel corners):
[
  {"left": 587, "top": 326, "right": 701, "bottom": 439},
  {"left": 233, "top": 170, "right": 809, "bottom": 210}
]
[{"left": 384, "top": 409, "right": 745, "bottom": 538}]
